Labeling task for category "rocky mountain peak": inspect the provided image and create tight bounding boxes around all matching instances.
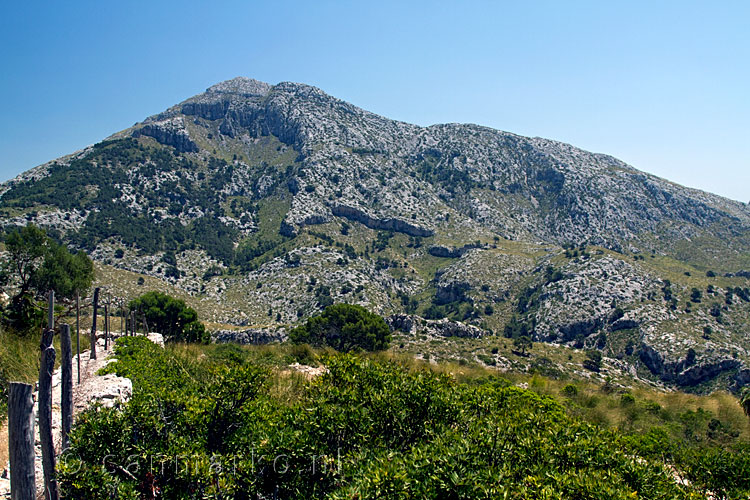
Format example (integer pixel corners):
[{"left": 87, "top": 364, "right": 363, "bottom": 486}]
[
  {"left": 2, "top": 77, "right": 750, "bottom": 393},
  {"left": 205, "top": 77, "right": 271, "bottom": 96}
]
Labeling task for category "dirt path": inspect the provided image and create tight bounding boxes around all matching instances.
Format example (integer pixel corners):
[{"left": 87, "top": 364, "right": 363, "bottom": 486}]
[{"left": 0, "top": 333, "right": 162, "bottom": 498}]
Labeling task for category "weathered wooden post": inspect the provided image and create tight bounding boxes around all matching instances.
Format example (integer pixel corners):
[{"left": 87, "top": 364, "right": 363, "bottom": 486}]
[
  {"left": 131, "top": 310, "right": 136, "bottom": 336},
  {"left": 39, "top": 328, "right": 59, "bottom": 500},
  {"left": 120, "top": 300, "right": 124, "bottom": 337},
  {"left": 76, "top": 292, "right": 81, "bottom": 384},
  {"left": 90, "top": 287, "right": 100, "bottom": 360},
  {"left": 47, "top": 290, "right": 54, "bottom": 330},
  {"left": 60, "top": 324, "right": 73, "bottom": 450},
  {"left": 8, "top": 382, "right": 35, "bottom": 500}
]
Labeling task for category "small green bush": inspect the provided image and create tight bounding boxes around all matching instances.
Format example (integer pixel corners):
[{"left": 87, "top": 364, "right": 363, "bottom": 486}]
[
  {"left": 129, "top": 291, "right": 207, "bottom": 343},
  {"left": 583, "top": 350, "right": 603, "bottom": 372},
  {"left": 290, "top": 303, "right": 390, "bottom": 352},
  {"left": 287, "top": 343, "right": 317, "bottom": 366},
  {"left": 620, "top": 392, "right": 636, "bottom": 406},
  {"left": 561, "top": 384, "right": 579, "bottom": 397}
]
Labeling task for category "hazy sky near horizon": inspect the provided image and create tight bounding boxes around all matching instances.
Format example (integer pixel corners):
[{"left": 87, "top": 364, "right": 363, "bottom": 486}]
[{"left": 1, "top": 1, "right": 748, "bottom": 202}]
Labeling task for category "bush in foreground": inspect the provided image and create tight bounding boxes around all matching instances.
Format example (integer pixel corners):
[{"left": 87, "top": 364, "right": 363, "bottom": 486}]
[{"left": 55, "top": 337, "right": 748, "bottom": 499}]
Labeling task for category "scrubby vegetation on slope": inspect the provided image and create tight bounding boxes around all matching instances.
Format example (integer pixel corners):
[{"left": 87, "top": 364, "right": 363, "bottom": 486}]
[{"left": 58, "top": 338, "right": 749, "bottom": 499}]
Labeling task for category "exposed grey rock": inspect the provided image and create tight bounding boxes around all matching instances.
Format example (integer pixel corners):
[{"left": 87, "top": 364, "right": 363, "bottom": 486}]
[
  {"left": 331, "top": 205, "right": 434, "bottom": 237},
  {"left": 724, "top": 270, "right": 750, "bottom": 278},
  {"left": 428, "top": 243, "right": 482, "bottom": 258},
  {"left": 434, "top": 281, "right": 472, "bottom": 305},
  {"left": 609, "top": 319, "right": 640, "bottom": 332},
  {"left": 132, "top": 117, "right": 198, "bottom": 153},
  {"left": 640, "top": 343, "right": 745, "bottom": 387},
  {"left": 388, "top": 314, "right": 488, "bottom": 339},
  {"left": 2, "top": 76, "right": 750, "bottom": 393}
]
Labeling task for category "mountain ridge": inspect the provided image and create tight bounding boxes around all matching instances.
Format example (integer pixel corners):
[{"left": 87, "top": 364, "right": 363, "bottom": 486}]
[{"left": 1, "top": 76, "right": 749, "bottom": 393}]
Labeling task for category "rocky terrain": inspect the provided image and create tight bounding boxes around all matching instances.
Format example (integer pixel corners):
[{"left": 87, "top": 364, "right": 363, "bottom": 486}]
[{"left": 1, "top": 77, "right": 749, "bottom": 393}]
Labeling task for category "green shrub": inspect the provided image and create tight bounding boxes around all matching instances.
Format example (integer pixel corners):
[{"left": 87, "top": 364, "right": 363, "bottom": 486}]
[
  {"left": 1, "top": 224, "right": 93, "bottom": 331},
  {"left": 477, "top": 353, "right": 496, "bottom": 366},
  {"left": 561, "top": 384, "right": 579, "bottom": 397},
  {"left": 583, "top": 350, "right": 603, "bottom": 372},
  {"left": 128, "top": 291, "right": 207, "bottom": 343},
  {"left": 58, "top": 338, "right": 748, "bottom": 499},
  {"left": 290, "top": 303, "right": 390, "bottom": 352},
  {"left": 620, "top": 392, "right": 636, "bottom": 406}
]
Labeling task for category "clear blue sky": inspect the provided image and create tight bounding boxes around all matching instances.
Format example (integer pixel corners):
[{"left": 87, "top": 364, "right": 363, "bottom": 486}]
[{"left": 1, "top": 1, "right": 748, "bottom": 202}]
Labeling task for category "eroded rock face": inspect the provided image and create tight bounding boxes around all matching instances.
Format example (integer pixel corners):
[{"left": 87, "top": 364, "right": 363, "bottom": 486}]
[
  {"left": 428, "top": 243, "right": 482, "bottom": 258},
  {"left": 332, "top": 205, "right": 434, "bottom": 237},
  {"left": 165, "top": 77, "right": 750, "bottom": 246},
  {"left": 133, "top": 117, "right": 198, "bottom": 153},
  {"left": 733, "top": 369, "right": 750, "bottom": 392},
  {"left": 434, "top": 281, "right": 472, "bottom": 305},
  {"left": 640, "top": 343, "right": 744, "bottom": 387},
  {"left": 387, "top": 314, "right": 488, "bottom": 339}
]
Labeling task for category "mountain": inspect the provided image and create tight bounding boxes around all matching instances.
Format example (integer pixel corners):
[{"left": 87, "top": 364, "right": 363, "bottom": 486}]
[{"left": 1, "top": 77, "right": 749, "bottom": 392}]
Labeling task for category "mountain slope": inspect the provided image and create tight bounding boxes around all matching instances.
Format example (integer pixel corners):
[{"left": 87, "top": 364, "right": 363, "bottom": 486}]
[{"left": 1, "top": 77, "right": 749, "bottom": 392}]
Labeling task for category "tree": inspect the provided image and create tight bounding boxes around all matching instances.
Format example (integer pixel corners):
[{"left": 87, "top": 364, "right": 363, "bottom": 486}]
[
  {"left": 3, "top": 224, "right": 48, "bottom": 297},
  {"left": 290, "top": 303, "right": 390, "bottom": 352},
  {"left": 513, "top": 335, "right": 533, "bottom": 356},
  {"left": 574, "top": 333, "right": 585, "bottom": 349},
  {"left": 583, "top": 350, "right": 603, "bottom": 372},
  {"left": 2, "top": 224, "right": 93, "bottom": 330},
  {"left": 31, "top": 244, "right": 93, "bottom": 300},
  {"left": 129, "top": 291, "right": 207, "bottom": 343}
]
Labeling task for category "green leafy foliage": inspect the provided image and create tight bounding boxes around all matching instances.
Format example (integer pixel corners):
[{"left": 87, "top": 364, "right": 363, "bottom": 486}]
[
  {"left": 58, "top": 339, "right": 734, "bottom": 499},
  {"left": 741, "top": 388, "right": 750, "bottom": 420},
  {"left": 290, "top": 303, "right": 390, "bottom": 352},
  {"left": 0, "top": 139, "right": 292, "bottom": 266},
  {"left": 128, "top": 291, "right": 207, "bottom": 343},
  {"left": 2, "top": 224, "right": 48, "bottom": 295},
  {"left": 583, "top": 350, "right": 603, "bottom": 372},
  {"left": 31, "top": 243, "right": 93, "bottom": 300},
  {"left": 512, "top": 335, "right": 532, "bottom": 356},
  {"left": 1, "top": 224, "right": 93, "bottom": 331}
]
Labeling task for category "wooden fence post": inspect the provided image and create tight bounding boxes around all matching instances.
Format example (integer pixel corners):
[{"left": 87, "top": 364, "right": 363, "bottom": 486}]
[
  {"left": 76, "top": 292, "right": 81, "bottom": 384},
  {"left": 39, "top": 330, "right": 59, "bottom": 500},
  {"left": 8, "top": 382, "right": 35, "bottom": 500},
  {"left": 47, "top": 290, "right": 54, "bottom": 330},
  {"left": 60, "top": 324, "right": 73, "bottom": 451},
  {"left": 90, "top": 287, "right": 100, "bottom": 360}
]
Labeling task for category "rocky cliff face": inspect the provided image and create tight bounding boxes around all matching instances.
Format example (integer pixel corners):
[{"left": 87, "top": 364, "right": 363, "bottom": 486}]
[
  {"left": 1, "top": 76, "right": 749, "bottom": 393},
  {"left": 117, "top": 77, "right": 750, "bottom": 253}
]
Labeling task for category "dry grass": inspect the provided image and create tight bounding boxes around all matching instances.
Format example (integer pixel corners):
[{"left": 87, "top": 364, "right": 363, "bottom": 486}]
[
  {"left": 372, "top": 347, "right": 750, "bottom": 441},
  {"left": 0, "top": 323, "right": 94, "bottom": 467},
  {"left": 1, "top": 329, "right": 40, "bottom": 470},
  {"left": 0, "top": 422, "right": 7, "bottom": 468}
]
